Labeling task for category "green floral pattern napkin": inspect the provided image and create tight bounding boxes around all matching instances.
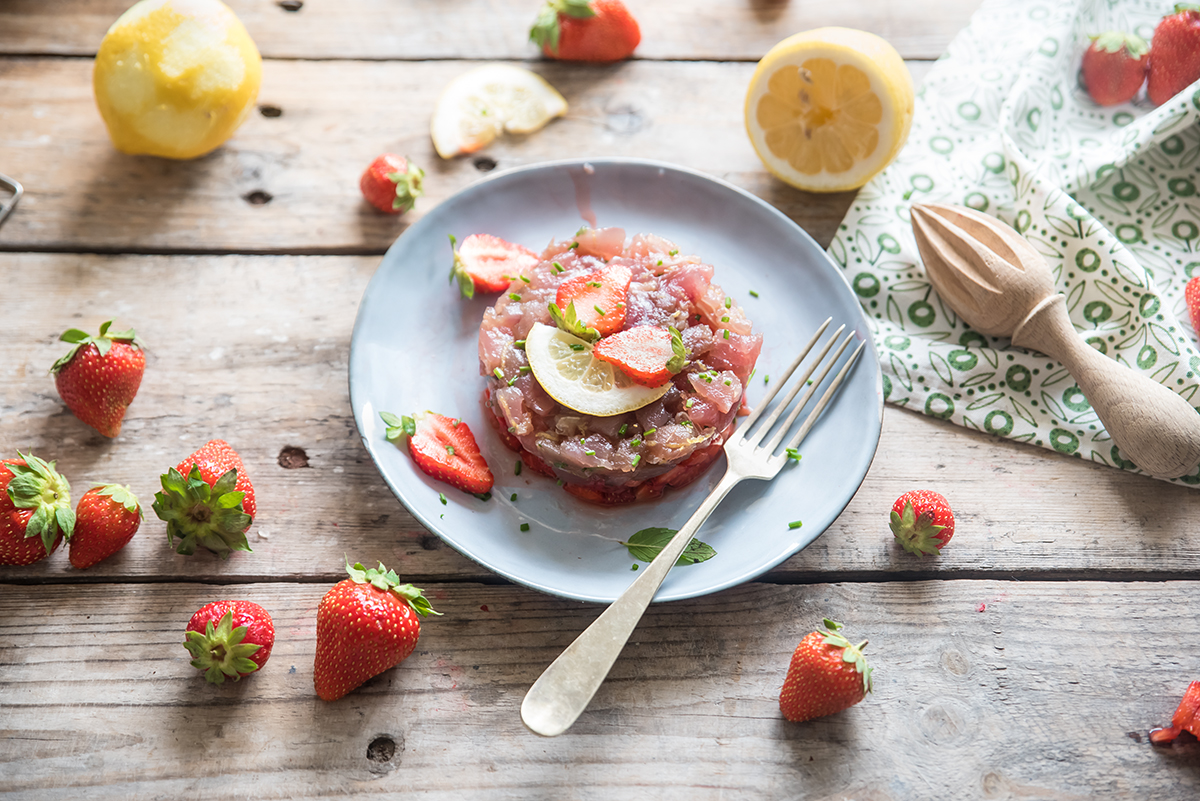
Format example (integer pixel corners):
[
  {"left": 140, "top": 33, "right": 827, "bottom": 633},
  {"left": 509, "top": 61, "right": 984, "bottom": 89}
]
[{"left": 829, "top": 0, "right": 1200, "bottom": 484}]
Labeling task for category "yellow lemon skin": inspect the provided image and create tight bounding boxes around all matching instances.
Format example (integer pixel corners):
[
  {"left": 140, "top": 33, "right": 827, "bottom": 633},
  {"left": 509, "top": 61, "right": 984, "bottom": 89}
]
[
  {"left": 93, "top": 0, "right": 262, "bottom": 160},
  {"left": 745, "top": 27, "right": 914, "bottom": 193}
]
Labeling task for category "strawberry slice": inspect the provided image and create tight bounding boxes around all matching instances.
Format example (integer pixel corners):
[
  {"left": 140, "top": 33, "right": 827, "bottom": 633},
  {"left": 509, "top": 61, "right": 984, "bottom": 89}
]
[
  {"left": 1186, "top": 277, "right": 1200, "bottom": 335},
  {"left": 593, "top": 325, "right": 687, "bottom": 387},
  {"left": 451, "top": 234, "right": 539, "bottom": 299},
  {"left": 1150, "top": 680, "right": 1200, "bottom": 744},
  {"left": 381, "top": 411, "right": 494, "bottom": 495},
  {"left": 554, "top": 263, "right": 632, "bottom": 335}
]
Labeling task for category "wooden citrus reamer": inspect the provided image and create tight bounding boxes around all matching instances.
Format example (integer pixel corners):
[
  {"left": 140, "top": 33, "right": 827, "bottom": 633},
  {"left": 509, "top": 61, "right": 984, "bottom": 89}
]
[{"left": 910, "top": 203, "right": 1200, "bottom": 479}]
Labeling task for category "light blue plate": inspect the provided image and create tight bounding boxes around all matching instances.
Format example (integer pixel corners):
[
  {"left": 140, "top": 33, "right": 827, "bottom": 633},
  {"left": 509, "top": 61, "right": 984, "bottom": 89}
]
[{"left": 349, "top": 158, "right": 882, "bottom": 603}]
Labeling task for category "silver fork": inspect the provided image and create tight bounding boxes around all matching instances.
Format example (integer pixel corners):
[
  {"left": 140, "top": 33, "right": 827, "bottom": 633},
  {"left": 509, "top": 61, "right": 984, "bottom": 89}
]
[{"left": 521, "top": 317, "right": 865, "bottom": 736}]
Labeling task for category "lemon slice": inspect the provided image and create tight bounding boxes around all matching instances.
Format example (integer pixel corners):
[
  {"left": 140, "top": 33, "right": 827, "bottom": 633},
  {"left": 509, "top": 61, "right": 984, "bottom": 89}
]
[
  {"left": 744, "top": 27, "right": 914, "bottom": 192},
  {"left": 430, "top": 64, "right": 568, "bottom": 159},
  {"left": 525, "top": 323, "right": 669, "bottom": 417}
]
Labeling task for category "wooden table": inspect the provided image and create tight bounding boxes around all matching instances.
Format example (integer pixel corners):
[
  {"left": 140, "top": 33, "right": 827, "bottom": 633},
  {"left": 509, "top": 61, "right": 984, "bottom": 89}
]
[{"left": 3, "top": 1, "right": 1199, "bottom": 797}]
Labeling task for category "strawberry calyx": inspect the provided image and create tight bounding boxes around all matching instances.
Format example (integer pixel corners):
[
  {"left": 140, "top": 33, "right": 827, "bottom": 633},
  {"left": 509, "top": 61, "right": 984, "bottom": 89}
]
[
  {"left": 152, "top": 465, "right": 252, "bottom": 557},
  {"left": 530, "top": 0, "right": 595, "bottom": 49},
  {"left": 448, "top": 234, "right": 477, "bottom": 299},
  {"left": 183, "top": 610, "right": 263, "bottom": 684},
  {"left": 820, "top": 618, "right": 873, "bottom": 695},
  {"left": 5, "top": 452, "right": 74, "bottom": 552},
  {"left": 51, "top": 320, "right": 141, "bottom": 375},
  {"left": 1173, "top": 4, "right": 1200, "bottom": 14},
  {"left": 1089, "top": 30, "right": 1149, "bottom": 58},
  {"left": 387, "top": 160, "right": 424, "bottom": 213},
  {"left": 890, "top": 499, "right": 947, "bottom": 556},
  {"left": 93, "top": 483, "right": 143, "bottom": 518},
  {"left": 548, "top": 300, "right": 601, "bottom": 342},
  {"left": 345, "top": 557, "right": 442, "bottom": 617}
]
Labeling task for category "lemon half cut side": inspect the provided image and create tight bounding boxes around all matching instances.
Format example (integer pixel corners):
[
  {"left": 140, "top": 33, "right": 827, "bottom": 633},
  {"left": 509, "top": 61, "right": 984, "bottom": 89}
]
[
  {"left": 745, "top": 27, "right": 914, "bottom": 193},
  {"left": 524, "top": 323, "right": 669, "bottom": 417}
]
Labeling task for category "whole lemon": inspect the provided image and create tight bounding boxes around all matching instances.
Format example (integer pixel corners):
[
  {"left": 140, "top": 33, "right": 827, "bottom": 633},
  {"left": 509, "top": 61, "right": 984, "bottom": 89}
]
[{"left": 93, "top": 0, "right": 262, "bottom": 160}]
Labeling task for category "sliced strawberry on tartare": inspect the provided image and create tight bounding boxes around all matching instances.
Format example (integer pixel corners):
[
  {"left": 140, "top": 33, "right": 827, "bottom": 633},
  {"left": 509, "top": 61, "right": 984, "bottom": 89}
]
[
  {"left": 553, "top": 263, "right": 632, "bottom": 336},
  {"left": 381, "top": 411, "right": 494, "bottom": 496},
  {"left": 451, "top": 234, "right": 540, "bottom": 299},
  {"left": 593, "top": 325, "right": 687, "bottom": 387}
]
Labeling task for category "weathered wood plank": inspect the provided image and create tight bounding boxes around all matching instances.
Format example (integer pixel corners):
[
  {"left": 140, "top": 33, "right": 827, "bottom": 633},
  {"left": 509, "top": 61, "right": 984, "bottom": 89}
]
[
  {"left": 1, "top": 580, "right": 1198, "bottom": 798},
  {"left": 0, "top": 0, "right": 982, "bottom": 61},
  {"left": 0, "top": 57, "right": 935, "bottom": 255},
  {"left": 1, "top": 253, "right": 1198, "bottom": 586}
]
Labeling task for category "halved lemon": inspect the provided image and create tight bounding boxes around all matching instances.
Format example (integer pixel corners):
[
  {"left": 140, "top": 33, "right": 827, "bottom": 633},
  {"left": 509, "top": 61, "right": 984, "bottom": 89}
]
[
  {"left": 430, "top": 64, "right": 568, "bottom": 159},
  {"left": 744, "top": 27, "right": 914, "bottom": 192},
  {"left": 525, "top": 323, "right": 669, "bottom": 417}
]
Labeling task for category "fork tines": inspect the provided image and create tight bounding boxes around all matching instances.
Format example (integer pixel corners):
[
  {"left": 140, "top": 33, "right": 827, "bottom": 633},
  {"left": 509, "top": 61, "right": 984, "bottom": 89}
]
[{"left": 737, "top": 317, "right": 865, "bottom": 456}]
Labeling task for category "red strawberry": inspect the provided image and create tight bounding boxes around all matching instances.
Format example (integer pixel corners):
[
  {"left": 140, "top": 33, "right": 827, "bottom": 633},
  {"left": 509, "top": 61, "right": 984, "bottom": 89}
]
[
  {"left": 152, "top": 439, "right": 256, "bottom": 557},
  {"left": 381, "top": 411, "right": 494, "bottom": 495},
  {"left": 779, "top": 619, "right": 873, "bottom": 722},
  {"left": 553, "top": 263, "right": 632, "bottom": 337},
  {"left": 0, "top": 453, "right": 74, "bottom": 566},
  {"left": 593, "top": 325, "right": 687, "bottom": 387},
  {"left": 530, "top": 0, "right": 640, "bottom": 63},
  {"left": 360, "top": 153, "right": 424, "bottom": 214},
  {"left": 1148, "top": 4, "right": 1200, "bottom": 106},
  {"left": 450, "top": 233, "right": 540, "bottom": 298},
  {"left": 51, "top": 320, "right": 145, "bottom": 437},
  {"left": 1150, "top": 681, "right": 1200, "bottom": 744},
  {"left": 69, "top": 484, "right": 141, "bottom": 569},
  {"left": 890, "top": 490, "right": 955, "bottom": 556},
  {"left": 184, "top": 600, "right": 275, "bottom": 684},
  {"left": 1186, "top": 277, "right": 1200, "bottom": 334},
  {"left": 1081, "top": 31, "right": 1148, "bottom": 106},
  {"left": 314, "top": 559, "right": 440, "bottom": 701}
]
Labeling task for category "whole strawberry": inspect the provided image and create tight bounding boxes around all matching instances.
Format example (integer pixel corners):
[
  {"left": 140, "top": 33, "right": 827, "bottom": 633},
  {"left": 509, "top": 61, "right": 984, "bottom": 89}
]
[
  {"left": 530, "top": 0, "right": 641, "bottom": 63},
  {"left": 51, "top": 320, "right": 145, "bottom": 437},
  {"left": 0, "top": 453, "right": 74, "bottom": 566},
  {"left": 152, "top": 439, "right": 256, "bottom": 557},
  {"left": 69, "top": 484, "right": 142, "bottom": 569},
  {"left": 890, "top": 490, "right": 955, "bottom": 556},
  {"left": 1081, "top": 31, "right": 1148, "bottom": 106},
  {"left": 314, "top": 559, "right": 440, "bottom": 701},
  {"left": 184, "top": 600, "right": 275, "bottom": 684},
  {"left": 1148, "top": 4, "right": 1200, "bottom": 106},
  {"left": 779, "top": 619, "right": 873, "bottom": 722},
  {"left": 360, "top": 153, "right": 424, "bottom": 214}
]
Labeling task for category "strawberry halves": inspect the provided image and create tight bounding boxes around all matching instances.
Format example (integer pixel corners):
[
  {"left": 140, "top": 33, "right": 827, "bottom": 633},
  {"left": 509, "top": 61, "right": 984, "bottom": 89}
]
[
  {"left": 450, "top": 233, "right": 539, "bottom": 298},
  {"left": 382, "top": 411, "right": 494, "bottom": 496},
  {"left": 1150, "top": 680, "right": 1200, "bottom": 744}
]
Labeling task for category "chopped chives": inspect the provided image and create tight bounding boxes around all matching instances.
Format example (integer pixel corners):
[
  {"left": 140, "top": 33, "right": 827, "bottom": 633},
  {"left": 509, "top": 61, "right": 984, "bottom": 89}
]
[
  {"left": 514, "top": 339, "right": 526, "bottom": 349},
  {"left": 508, "top": 375, "right": 518, "bottom": 385},
  {"left": 644, "top": 428, "right": 656, "bottom": 436},
  {"left": 764, "top": 374, "right": 770, "bottom": 385},
  {"left": 594, "top": 305, "right": 606, "bottom": 316},
  {"left": 788, "top": 520, "right": 803, "bottom": 530},
  {"left": 631, "top": 437, "right": 642, "bottom": 447},
  {"left": 514, "top": 460, "right": 522, "bottom": 475},
  {"left": 669, "top": 249, "right": 678, "bottom": 256},
  {"left": 552, "top": 261, "right": 564, "bottom": 272},
  {"left": 656, "top": 260, "right": 663, "bottom": 266},
  {"left": 632, "top": 454, "right": 642, "bottom": 467},
  {"left": 569, "top": 242, "right": 579, "bottom": 249},
  {"left": 510, "top": 493, "right": 517, "bottom": 501},
  {"left": 786, "top": 448, "right": 801, "bottom": 462},
  {"left": 686, "top": 398, "right": 695, "bottom": 408},
  {"left": 619, "top": 423, "right": 628, "bottom": 435},
  {"left": 520, "top": 523, "right": 530, "bottom": 532},
  {"left": 508, "top": 293, "right": 522, "bottom": 301},
  {"left": 587, "top": 281, "right": 602, "bottom": 287},
  {"left": 724, "top": 379, "right": 732, "bottom": 386},
  {"left": 584, "top": 450, "right": 595, "bottom": 456},
  {"left": 519, "top": 365, "right": 531, "bottom": 373},
  {"left": 749, "top": 290, "right": 760, "bottom": 298},
  {"left": 721, "top": 316, "right": 730, "bottom": 322},
  {"left": 519, "top": 275, "right": 531, "bottom": 283},
  {"left": 723, "top": 329, "right": 730, "bottom": 340},
  {"left": 724, "top": 297, "right": 732, "bottom": 309},
  {"left": 446, "top": 445, "right": 455, "bottom": 455},
  {"left": 439, "top": 493, "right": 447, "bottom": 505},
  {"left": 493, "top": 367, "right": 504, "bottom": 380},
  {"left": 631, "top": 563, "right": 639, "bottom": 571},
  {"left": 569, "top": 343, "right": 585, "bottom": 351}
]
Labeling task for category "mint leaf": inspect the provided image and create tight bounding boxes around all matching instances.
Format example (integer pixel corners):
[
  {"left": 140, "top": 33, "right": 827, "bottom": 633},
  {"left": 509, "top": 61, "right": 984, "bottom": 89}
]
[{"left": 620, "top": 527, "right": 717, "bottom": 566}]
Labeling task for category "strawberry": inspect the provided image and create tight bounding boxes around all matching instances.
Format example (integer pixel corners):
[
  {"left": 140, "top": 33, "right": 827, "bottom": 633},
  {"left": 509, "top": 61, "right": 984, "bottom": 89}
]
[
  {"left": 553, "top": 263, "right": 632, "bottom": 337},
  {"left": 890, "top": 490, "right": 955, "bottom": 556},
  {"left": 152, "top": 439, "right": 256, "bottom": 557},
  {"left": 184, "top": 600, "right": 275, "bottom": 684},
  {"left": 1186, "top": 277, "right": 1200, "bottom": 334},
  {"left": 0, "top": 453, "right": 74, "bottom": 566},
  {"left": 360, "top": 153, "right": 424, "bottom": 214},
  {"left": 1150, "top": 681, "right": 1200, "bottom": 744},
  {"left": 381, "top": 411, "right": 494, "bottom": 495},
  {"left": 69, "top": 484, "right": 141, "bottom": 569},
  {"left": 450, "top": 233, "right": 540, "bottom": 299},
  {"left": 314, "top": 559, "right": 440, "bottom": 701},
  {"left": 530, "top": 0, "right": 640, "bottom": 63},
  {"left": 779, "top": 619, "right": 873, "bottom": 722},
  {"left": 51, "top": 320, "right": 145, "bottom": 438},
  {"left": 1081, "top": 31, "right": 1148, "bottom": 106},
  {"left": 1148, "top": 4, "right": 1200, "bottom": 106},
  {"left": 593, "top": 325, "right": 687, "bottom": 387}
]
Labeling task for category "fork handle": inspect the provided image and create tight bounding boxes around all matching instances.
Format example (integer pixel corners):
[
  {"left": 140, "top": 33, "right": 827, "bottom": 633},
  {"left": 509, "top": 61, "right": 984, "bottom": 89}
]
[{"left": 520, "top": 470, "right": 742, "bottom": 737}]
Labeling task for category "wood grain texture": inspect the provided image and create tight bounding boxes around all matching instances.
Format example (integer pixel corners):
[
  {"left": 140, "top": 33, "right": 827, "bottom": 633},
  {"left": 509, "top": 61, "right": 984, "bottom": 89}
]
[
  {"left": 1, "top": 253, "right": 1198, "bottom": 586},
  {"left": 0, "top": 57, "right": 934, "bottom": 255},
  {"left": 0, "top": 0, "right": 983, "bottom": 61},
  {"left": 2, "top": 579, "right": 1199, "bottom": 799}
]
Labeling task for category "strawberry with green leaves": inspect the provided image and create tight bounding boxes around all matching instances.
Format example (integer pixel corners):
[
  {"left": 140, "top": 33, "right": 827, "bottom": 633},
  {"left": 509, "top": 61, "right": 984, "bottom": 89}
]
[
  {"left": 51, "top": 320, "right": 145, "bottom": 437},
  {"left": 152, "top": 440, "right": 256, "bottom": 557},
  {"left": 1081, "top": 31, "right": 1148, "bottom": 106},
  {"left": 890, "top": 490, "right": 955, "bottom": 556},
  {"left": 314, "top": 559, "right": 440, "bottom": 701},
  {"left": 69, "top": 484, "right": 142, "bottom": 569},
  {"left": 360, "top": 153, "right": 424, "bottom": 214},
  {"left": 0, "top": 453, "right": 74, "bottom": 566},
  {"left": 593, "top": 325, "right": 687, "bottom": 387},
  {"left": 530, "top": 0, "right": 641, "bottom": 63},
  {"left": 450, "top": 233, "right": 539, "bottom": 298},
  {"left": 382, "top": 411, "right": 494, "bottom": 495},
  {"left": 1148, "top": 4, "right": 1200, "bottom": 106},
  {"left": 779, "top": 619, "right": 873, "bottom": 722},
  {"left": 184, "top": 600, "right": 275, "bottom": 684}
]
